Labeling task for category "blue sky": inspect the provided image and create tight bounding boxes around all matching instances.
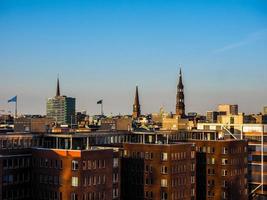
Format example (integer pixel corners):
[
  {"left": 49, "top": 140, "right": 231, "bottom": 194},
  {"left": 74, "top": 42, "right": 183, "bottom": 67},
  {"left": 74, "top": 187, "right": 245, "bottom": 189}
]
[{"left": 0, "top": 0, "right": 266, "bottom": 115}]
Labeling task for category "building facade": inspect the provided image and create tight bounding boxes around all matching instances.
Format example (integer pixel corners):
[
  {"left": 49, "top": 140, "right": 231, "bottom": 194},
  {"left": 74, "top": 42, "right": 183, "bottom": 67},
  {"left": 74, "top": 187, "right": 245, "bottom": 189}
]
[
  {"left": 46, "top": 78, "right": 75, "bottom": 125},
  {"left": 121, "top": 143, "right": 196, "bottom": 200}
]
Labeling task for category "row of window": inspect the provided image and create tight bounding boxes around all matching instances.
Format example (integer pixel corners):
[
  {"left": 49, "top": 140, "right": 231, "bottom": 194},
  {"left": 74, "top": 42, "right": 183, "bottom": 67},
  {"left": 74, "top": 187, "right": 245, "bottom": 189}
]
[
  {"left": 196, "top": 146, "right": 246, "bottom": 154},
  {"left": 171, "top": 163, "right": 194, "bottom": 174},
  {"left": 208, "top": 190, "right": 248, "bottom": 199},
  {"left": 82, "top": 175, "right": 106, "bottom": 186},
  {"left": 3, "top": 172, "right": 30, "bottom": 185},
  {"left": 3, "top": 157, "right": 31, "bottom": 169},
  {"left": 0, "top": 138, "right": 36, "bottom": 149},
  {"left": 78, "top": 191, "right": 107, "bottom": 200},
  {"left": 170, "top": 152, "right": 190, "bottom": 160},
  {"left": 72, "top": 160, "right": 106, "bottom": 171},
  {"left": 35, "top": 158, "right": 63, "bottom": 169},
  {"left": 40, "top": 174, "right": 60, "bottom": 185},
  {"left": 208, "top": 168, "right": 247, "bottom": 177},
  {"left": 171, "top": 176, "right": 195, "bottom": 187},
  {"left": 206, "top": 157, "right": 247, "bottom": 165},
  {"left": 37, "top": 191, "right": 62, "bottom": 200},
  {"left": 171, "top": 188, "right": 195, "bottom": 199},
  {"left": 2, "top": 188, "right": 31, "bottom": 200},
  {"left": 124, "top": 151, "right": 171, "bottom": 161}
]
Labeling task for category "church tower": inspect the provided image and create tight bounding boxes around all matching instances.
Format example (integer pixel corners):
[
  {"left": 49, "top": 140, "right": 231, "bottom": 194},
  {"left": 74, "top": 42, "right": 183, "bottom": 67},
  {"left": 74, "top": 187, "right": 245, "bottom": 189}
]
[
  {"left": 56, "top": 77, "right": 60, "bottom": 97},
  {"left": 132, "top": 86, "right": 141, "bottom": 119},
  {"left": 176, "top": 68, "right": 185, "bottom": 117}
]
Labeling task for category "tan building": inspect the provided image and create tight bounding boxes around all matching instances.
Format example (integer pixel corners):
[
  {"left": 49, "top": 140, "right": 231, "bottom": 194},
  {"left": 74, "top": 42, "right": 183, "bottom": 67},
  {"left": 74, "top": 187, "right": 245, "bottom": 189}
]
[
  {"left": 161, "top": 115, "right": 190, "bottom": 131},
  {"left": 217, "top": 113, "right": 244, "bottom": 124},
  {"left": 218, "top": 104, "right": 238, "bottom": 115}
]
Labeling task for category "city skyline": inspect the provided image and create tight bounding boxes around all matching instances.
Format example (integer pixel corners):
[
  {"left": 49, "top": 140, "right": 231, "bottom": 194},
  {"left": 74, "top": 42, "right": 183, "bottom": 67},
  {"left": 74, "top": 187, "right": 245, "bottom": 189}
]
[{"left": 0, "top": 0, "right": 267, "bottom": 115}]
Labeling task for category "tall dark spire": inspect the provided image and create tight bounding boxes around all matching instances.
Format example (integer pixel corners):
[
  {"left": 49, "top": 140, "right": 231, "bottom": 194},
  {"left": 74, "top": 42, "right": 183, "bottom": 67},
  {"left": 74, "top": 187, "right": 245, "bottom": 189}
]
[
  {"left": 56, "top": 76, "right": 60, "bottom": 97},
  {"left": 132, "top": 85, "right": 141, "bottom": 119},
  {"left": 176, "top": 67, "right": 185, "bottom": 117}
]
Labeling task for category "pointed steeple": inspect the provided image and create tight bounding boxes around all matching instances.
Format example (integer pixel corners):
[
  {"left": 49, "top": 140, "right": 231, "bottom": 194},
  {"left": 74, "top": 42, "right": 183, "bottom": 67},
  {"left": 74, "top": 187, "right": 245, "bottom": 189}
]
[
  {"left": 133, "top": 85, "right": 141, "bottom": 119},
  {"left": 178, "top": 67, "right": 183, "bottom": 87},
  {"left": 56, "top": 76, "right": 60, "bottom": 97},
  {"left": 176, "top": 67, "right": 185, "bottom": 117},
  {"left": 134, "top": 86, "right": 140, "bottom": 106}
]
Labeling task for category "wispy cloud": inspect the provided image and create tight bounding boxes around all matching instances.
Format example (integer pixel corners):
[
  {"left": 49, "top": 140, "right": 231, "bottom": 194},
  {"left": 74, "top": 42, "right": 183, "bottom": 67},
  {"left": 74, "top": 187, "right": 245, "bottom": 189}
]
[{"left": 213, "top": 29, "right": 267, "bottom": 53}]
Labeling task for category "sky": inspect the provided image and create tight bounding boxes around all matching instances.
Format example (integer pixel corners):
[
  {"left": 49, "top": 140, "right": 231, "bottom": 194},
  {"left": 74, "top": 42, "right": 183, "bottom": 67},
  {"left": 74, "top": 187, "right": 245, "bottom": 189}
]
[{"left": 0, "top": 0, "right": 267, "bottom": 116}]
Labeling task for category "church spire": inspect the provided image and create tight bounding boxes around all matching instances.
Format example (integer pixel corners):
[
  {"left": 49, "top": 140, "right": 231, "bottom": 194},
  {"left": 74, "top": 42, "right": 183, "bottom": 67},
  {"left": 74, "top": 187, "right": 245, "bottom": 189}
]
[
  {"left": 133, "top": 85, "right": 141, "bottom": 119},
  {"left": 176, "top": 67, "right": 185, "bottom": 117},
  {"left": 56, "top": 76, "right": 60, "bottom": 97}
]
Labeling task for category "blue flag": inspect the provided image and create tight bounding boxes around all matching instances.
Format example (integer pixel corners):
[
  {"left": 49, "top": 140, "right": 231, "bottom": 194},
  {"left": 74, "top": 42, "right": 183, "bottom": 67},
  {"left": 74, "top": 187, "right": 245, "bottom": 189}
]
[{"left": 8, "top": 96, "right": 17, "bottom": 103}]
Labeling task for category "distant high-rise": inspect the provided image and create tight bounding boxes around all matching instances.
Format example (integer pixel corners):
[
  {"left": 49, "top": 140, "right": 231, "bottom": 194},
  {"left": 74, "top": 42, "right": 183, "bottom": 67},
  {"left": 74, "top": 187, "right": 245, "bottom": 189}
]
[
  {"left": 46, "top": 78, "right": 76, "bottom": 125},
  {"left": 132, "top": 86, "right": 141, "bottom": 119},
  {"left": 218, "top": 104, "right": 238, "bottom": 115},
  {"left": 263, "top": 106, "right": 267, "bottom": 115},
  {"left": 176, "top": 68, "right": 185, "bottom": 117}
]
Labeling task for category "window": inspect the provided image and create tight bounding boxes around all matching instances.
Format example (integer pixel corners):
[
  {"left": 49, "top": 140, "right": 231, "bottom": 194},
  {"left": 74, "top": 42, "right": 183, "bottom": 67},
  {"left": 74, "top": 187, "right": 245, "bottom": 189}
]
[
  {"left": 72, "top": 160, "right": 79, "bottom": 170},
  {"left": 161, "top": 191, "right": 168, "bottom": 200},
  {"left": 222, "top": 158, "right": 228, "bottom": 165},
  {"left": 113, "top": 158, "right": 119, "bottom": 168},
  {"left": 72, "top": 177, "right": 78, "bottom": 187},
  {"left": 191, "top": 188, "right": 195, "bottom": 196},
  {"left": 161, "top": 166, "right": 168, "bottom": 174},
  {"left": 222, "top": 147, "right": 228, "bottom": 154},
  {"left": 191, "top": 176, "right": 195, "bottom": 184},
  {"left": 113, "top": 173, "right": 118, "bottom": 183},
  {"left": 113, "top": 188, "right": 119, "bottom": 198},
  {"left": 71, "top": 193, "right": 78, "bottom": 200},
  {"left": 211, "top": 157, "right": 215, "bottom": 164},
  {"left": 161, "top": 179, "right": 168, "bottom": 187},
  {"left": 222, "top": 169, "right": 227, "bottom": 176},
  {"left": 161, "top": 153, "right": 168, "bottom": 161}
]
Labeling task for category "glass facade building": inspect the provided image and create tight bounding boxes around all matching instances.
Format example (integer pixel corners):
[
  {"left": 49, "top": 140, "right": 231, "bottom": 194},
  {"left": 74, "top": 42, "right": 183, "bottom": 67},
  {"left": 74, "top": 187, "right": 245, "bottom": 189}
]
[{"left": 46, "top": 96, "right": 76, "bottom": 125}]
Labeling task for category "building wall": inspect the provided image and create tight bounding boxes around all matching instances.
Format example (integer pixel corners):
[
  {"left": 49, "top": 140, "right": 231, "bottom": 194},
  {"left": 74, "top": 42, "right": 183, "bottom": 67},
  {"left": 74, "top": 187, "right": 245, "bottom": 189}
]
[
  {"left": 161, "top": 116, "right": 189, "bottom": 131},
  {"left": 218, "top": 104, "right": 238, "bottom": 115},
  {"left": 31, "top": 148, "right": 120, "bottom": 200},
  {"left": 121, "top": 143, "right": 196, "bottom": 200},
  {"left": 191, "top": 140, "right": 248, "bottom": 200},
  {"left": 0, "top": 149, "right": 32, "bottom": 200},
  {"left": 46, "top": 96, "right": 76, "bottom": 125}
]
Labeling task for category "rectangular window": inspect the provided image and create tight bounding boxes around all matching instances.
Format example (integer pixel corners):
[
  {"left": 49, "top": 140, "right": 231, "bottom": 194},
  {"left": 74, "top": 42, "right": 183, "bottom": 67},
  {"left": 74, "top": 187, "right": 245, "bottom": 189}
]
[
  {"left": 71, "top": 193, "right": 78, "bottom": 200},
  {"left": 72, "top": 177, "right": 78, "bottom": 187},
  {"left": 113, "top": 158, "right": 119, "bottom": 168},
  {"left": 161, "top": 153, "right": 168, "bottom": 161},
  {"left": 161, "top": 166, "right": 168, "bottom": 174},
  {"left": 222, "top": 158, "right": 228, "bottom": 165},
  {"left": 72, "top": 160, "right": 79, "bottom": 170},
  {"left": 161, "top": 179, "right": 168, "bottom": 187},
  {"left": 222, "top": 169, "right": 227, "bottom": 176}
]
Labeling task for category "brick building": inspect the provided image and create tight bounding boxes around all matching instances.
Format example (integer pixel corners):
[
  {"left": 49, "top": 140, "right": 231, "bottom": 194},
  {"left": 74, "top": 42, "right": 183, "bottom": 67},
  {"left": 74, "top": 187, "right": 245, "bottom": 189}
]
[{"left": 121, "top": 143, "right": 196, "bottom": 200}]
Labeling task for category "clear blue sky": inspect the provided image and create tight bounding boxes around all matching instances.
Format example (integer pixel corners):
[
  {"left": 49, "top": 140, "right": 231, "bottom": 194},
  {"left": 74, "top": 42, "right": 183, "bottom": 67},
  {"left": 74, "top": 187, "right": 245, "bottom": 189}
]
[{"left": 0, "top": 0, "right": 266, "bottom": 115}]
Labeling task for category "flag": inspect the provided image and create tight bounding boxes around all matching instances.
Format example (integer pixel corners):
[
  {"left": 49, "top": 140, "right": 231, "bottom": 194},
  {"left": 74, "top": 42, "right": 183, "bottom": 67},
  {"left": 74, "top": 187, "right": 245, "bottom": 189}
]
[
  {"left": 97, "top": 99, "right": 103, "bottom": 104},
  {"left": 8, "top": 96, "right": 17, "bottom": 103}
]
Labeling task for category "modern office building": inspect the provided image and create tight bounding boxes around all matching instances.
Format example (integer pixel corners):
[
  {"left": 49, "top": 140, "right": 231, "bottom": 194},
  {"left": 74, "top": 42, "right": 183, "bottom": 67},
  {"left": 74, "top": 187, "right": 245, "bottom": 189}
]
[
  {"left": 46, "top": 78, "right": 76, "bottom": 125},
  {"left": 121, "top": 143, "right": 196, "bottom": 200},
  {"left": 206, "top": 111, "right": 219, "bottom": 123},
  {"left": 263, "top": 106, "right": 267, "bottom": 115}
]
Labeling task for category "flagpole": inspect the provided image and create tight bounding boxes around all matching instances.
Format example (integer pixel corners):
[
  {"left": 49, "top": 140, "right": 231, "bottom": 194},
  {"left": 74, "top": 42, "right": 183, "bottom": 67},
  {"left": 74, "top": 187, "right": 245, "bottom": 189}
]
[
  {"left": 101, "top": 101, "right": 103, "bottom": 116},
  {"left": 15, "top": 96, "right": 17, "bottom": 118}
]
